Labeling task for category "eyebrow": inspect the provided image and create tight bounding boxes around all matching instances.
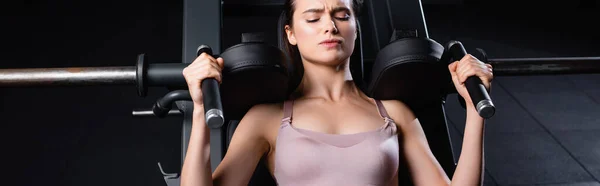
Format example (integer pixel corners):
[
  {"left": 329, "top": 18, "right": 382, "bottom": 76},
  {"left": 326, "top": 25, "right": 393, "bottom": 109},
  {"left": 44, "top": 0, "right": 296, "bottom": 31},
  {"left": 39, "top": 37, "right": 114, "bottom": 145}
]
[{"left": 302, "top": 7, "right": 350, "bottom": 14}]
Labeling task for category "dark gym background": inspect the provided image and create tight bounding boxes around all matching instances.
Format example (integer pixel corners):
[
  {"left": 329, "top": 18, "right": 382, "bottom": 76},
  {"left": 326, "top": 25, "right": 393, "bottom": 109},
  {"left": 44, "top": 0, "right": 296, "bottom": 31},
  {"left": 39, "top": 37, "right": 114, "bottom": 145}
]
[{"left": 1, "top": 0, "right": 599, "bottom": 185}]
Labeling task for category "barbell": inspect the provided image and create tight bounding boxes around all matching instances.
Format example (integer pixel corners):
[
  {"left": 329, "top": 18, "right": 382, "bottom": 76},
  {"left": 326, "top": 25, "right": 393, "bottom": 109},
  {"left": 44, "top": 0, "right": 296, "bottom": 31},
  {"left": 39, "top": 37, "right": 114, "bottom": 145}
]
[
  {"left": 0, "top": 41, "right": 599, "bottom": 119},
  {"left": 2, "top": 54, "right": 597, "bottom": 86}
]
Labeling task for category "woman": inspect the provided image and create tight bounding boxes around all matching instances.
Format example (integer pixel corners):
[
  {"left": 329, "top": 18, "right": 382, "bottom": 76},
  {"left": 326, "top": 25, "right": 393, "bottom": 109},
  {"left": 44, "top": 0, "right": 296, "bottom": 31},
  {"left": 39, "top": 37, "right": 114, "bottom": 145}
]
[{"left": 180, "top": 0, "right": 494, "bottom": 185}]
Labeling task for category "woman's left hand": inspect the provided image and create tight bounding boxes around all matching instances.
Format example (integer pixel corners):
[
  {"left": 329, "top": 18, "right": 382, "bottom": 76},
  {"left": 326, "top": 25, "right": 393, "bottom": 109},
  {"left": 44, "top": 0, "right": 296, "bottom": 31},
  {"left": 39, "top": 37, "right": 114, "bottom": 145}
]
[{"left": 448, "top": 54, "right": 494, "bottom": 108}]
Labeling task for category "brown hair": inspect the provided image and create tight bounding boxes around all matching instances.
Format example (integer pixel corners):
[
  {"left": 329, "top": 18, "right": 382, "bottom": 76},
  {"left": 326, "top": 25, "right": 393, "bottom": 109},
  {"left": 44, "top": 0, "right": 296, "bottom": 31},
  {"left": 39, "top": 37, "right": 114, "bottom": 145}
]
[{"left": 281, "top": 0, "right": 363, "bottom": 97}]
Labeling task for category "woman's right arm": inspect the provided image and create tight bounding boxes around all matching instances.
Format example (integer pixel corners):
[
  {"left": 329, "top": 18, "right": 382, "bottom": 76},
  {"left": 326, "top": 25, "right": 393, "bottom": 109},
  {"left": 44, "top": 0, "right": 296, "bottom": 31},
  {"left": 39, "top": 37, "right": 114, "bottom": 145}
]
[
  {"left": 180, "top": 53, "right": 273, "bottom": 186},
  {"left": 181, "top": 103, "right": 273, "bottom": 186},
  {"left": 180, "top": 104, "right": 214, "bottom": 186}
]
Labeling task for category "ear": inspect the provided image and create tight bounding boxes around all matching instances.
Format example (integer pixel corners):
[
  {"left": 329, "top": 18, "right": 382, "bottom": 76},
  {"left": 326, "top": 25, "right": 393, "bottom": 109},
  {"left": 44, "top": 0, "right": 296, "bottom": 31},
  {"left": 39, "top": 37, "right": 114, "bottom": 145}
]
[{"left": 285, "top": 25, "right": 297, "bottom": 45}]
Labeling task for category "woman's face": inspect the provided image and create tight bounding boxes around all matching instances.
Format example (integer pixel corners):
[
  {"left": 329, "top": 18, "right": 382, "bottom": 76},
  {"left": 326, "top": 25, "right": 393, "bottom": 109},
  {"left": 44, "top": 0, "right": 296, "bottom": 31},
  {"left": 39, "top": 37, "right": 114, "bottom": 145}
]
[{"left": 286, "top": 0, "right": 356, "bottom": 67}]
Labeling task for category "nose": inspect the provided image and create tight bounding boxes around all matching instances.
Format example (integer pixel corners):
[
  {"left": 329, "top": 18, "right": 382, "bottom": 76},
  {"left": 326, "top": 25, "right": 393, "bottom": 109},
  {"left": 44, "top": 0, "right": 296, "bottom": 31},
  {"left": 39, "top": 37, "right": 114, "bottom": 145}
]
[{"left": 324, "top": 20, "right": 339, "bottom": 34}]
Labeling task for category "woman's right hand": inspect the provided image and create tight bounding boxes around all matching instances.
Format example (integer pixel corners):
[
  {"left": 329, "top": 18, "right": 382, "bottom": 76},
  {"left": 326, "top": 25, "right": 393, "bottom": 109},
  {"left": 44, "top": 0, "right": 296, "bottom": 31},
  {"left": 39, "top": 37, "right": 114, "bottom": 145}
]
[{"left": 182, "top": 52, "right": 225, "bottom": 106}]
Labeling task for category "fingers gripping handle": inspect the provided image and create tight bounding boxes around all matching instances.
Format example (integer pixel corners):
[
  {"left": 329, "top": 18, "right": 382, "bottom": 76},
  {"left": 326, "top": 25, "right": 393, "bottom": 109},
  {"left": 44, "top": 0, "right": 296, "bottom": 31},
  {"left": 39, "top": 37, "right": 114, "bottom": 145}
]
[
  {"left": 197, "top": 45, "right": 225, "bottom": 129},
  {"left": 447, "top": 41, "right": 495, "bottom": 119}
]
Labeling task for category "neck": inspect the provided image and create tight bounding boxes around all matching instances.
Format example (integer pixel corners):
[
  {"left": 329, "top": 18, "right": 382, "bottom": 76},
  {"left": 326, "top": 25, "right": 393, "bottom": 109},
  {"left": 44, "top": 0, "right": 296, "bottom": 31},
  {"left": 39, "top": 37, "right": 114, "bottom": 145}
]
[{"left": 296, "top": 58, "right": 360, "bottom": 102}]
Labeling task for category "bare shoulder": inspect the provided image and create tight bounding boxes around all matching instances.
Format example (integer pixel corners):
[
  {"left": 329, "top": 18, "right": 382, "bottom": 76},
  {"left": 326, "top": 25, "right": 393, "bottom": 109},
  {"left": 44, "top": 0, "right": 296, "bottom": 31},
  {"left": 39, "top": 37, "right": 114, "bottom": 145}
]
[
  {"left": 379, "top": 99, "right": 417, "bottom": 126},
  {"left": 242, "top": 102, "right": 284, "bottom": 124},
  {"left": 236, "top": 102, "right": 285, "bottom": 141},
  {"left": 244, "top": 103, "right": 283, "bottom": 120},
  {"left": 213, "top": 102, "right": 284, "bottom": 184}
]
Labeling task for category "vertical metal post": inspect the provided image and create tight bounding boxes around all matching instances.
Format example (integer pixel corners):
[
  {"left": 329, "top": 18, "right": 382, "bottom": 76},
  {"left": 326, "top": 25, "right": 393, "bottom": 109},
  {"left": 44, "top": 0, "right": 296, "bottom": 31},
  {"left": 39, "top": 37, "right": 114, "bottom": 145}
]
[
  {"left": 361, "top": 0, "right": 429, "bottom": 53},
  {"left": 386, "top": 0, "right": 429, "bottom": 39},
  {"left": 391, "top": 0, "right": 455, "bottom": 177},
  {"left": 389, "top": 0, "right": 455, "bottom": 177},
  {"left": 180, "top": 0, "right": 223, "bottom": 173},
  {"left": 362, "top": 0, "right": 393, "bottom": 52}
]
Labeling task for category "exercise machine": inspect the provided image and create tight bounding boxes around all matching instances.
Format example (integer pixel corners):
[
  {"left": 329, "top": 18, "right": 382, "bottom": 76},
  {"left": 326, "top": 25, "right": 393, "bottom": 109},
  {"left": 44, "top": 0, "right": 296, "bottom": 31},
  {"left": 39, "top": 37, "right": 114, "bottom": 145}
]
[{"left": 1, "top": 0, "right": 599, "bottom": 185}]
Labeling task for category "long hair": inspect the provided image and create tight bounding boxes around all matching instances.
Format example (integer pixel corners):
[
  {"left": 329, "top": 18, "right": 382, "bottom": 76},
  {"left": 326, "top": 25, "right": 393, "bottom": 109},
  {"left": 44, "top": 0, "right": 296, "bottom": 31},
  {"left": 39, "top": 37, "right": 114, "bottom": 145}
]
[{"left": 281, "top": 0, "right": 363, "bottom": 98}]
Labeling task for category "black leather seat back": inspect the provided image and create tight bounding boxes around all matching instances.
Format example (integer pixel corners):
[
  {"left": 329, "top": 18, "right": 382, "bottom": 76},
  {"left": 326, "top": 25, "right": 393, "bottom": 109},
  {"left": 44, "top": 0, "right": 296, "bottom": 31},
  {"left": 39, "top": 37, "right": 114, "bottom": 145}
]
[
  {"left": 219, "top": 37, "right": 290, "bottom": 120},
  {"left": 367, "top": 37, "right": 446, "bottom": 108}
]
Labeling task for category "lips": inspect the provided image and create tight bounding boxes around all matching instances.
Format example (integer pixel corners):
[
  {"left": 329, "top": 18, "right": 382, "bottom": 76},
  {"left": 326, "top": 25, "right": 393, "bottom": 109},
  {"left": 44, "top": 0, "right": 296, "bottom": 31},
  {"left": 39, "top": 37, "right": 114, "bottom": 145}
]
[{"left": 319, "top": 39, "right": 342, "bottom": 44}]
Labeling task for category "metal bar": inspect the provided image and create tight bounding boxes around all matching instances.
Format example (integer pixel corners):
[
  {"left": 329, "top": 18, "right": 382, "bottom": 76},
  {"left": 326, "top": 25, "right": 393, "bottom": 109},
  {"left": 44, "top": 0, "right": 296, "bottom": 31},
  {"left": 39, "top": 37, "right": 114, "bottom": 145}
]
[
  {"left": 362, "top": 0, "right": 393, "bottom": 52},
  {"left": 388, "top": 0, "right": 429, "bottom": 38},
  {"left": 147, "top": 63, "right": 188, "bottom": 87},
  {"left": 131, "top": 109, "right": 183, "bottom": 117},
  {"left": 489, "top": 57, "right": 600, "bottom": 76},
  {"left": 1, "top": 56, "right": 597, "bottom": 87},
  {"left": 0, "top": 66, "right": 136, "bottom": 86},
  {"left": 181, "top": 0, "right": 223, "bottom": 174}
]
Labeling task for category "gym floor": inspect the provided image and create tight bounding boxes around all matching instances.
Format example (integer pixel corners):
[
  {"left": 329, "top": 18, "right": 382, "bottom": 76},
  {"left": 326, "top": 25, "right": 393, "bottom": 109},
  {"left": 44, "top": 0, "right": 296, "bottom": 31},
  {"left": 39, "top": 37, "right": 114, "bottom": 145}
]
[
  {"left": 426, "top": 6, "right": 600, "bottom": 186},
  {"left": 444, "top": 75, "right": 600, "bottom": 186}
]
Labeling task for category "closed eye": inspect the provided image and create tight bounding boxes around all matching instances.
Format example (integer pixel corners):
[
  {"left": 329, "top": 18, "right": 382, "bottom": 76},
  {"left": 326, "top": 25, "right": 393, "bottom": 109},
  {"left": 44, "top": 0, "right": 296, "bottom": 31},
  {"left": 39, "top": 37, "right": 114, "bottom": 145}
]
[
  {"left": 336, "top": 15, "right": 350, "bottom": 21},
  {"left": 305, "top": 7, "right": 352, "bottom": 23},
  {"left": 306, "top": 16, "right": 350, "bottom": 23},
  {"left": 333, "top": 7, "right": 351, "bottom": 21}
]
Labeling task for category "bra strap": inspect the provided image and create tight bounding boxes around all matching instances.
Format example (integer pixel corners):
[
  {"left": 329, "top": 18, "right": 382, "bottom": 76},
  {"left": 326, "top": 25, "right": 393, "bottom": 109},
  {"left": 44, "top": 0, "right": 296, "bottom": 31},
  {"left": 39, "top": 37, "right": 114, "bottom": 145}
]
[
  {"left": 374, "top": 99, "right": 391, "bottom": 119},
  {"left": 282, "top": 99, "right": 294, "bottom": 123}
]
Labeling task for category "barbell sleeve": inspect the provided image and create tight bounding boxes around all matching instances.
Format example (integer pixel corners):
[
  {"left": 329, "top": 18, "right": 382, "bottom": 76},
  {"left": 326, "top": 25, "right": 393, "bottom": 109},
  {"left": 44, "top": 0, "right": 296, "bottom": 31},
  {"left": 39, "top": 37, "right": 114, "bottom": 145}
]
[
  {"left": 489, "top": 57, "right": 600, "bottom": 76},
  {"left": 0, "top": 54, "right": 190, "bottom": 98},
  {"left": 132, "top": 109, "right": 183, "bottom": 117},
  {"left": 0, "top": 66, "right": 137, "bottom": 86}
]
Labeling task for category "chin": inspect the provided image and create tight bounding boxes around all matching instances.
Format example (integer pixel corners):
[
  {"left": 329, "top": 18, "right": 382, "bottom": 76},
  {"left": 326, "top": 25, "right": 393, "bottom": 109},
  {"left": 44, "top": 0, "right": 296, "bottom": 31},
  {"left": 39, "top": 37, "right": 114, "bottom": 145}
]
[
  {"left": 301, "top": 49, "right": 351, "bottom": 66},
  {"left": 321, "top": 51, "right": 350, "bottom": 63},
  {"left": 317, "top": 55, "right": 346, "bottom": 65}
]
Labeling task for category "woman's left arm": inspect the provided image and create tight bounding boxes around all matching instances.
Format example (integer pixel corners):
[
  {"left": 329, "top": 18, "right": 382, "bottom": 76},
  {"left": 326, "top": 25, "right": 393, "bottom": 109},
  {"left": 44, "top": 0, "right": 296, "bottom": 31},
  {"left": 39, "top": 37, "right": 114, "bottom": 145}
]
[
  {"left": 447, "top": 54, "right": 493, "bottom": 185},
  {"left": 450, "top": 105, "right": 485, "bottom": 185},
  {"left": 390, "top": 103, "right": 485, "bottom": 186},
  {"left": 385, "top": 54, "right": 492, "bottom": 186}
]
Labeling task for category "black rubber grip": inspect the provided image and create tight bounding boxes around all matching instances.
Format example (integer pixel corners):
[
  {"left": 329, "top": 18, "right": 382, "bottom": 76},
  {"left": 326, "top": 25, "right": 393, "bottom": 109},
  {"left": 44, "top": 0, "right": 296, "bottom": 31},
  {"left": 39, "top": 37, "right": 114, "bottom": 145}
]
[
  {"left": 447, "top": 41, "right": 495, "bottom": 119},
  {"left": 197, "top": 45, "right": 225, "bottom": 128}
]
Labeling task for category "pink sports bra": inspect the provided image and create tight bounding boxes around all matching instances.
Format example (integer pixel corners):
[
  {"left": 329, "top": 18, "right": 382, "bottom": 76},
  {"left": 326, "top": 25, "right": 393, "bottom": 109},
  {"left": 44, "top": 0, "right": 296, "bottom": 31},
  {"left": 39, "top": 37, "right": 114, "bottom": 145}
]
[{"left": 273, "top": 99, "right": 400, "bottom": 185}]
